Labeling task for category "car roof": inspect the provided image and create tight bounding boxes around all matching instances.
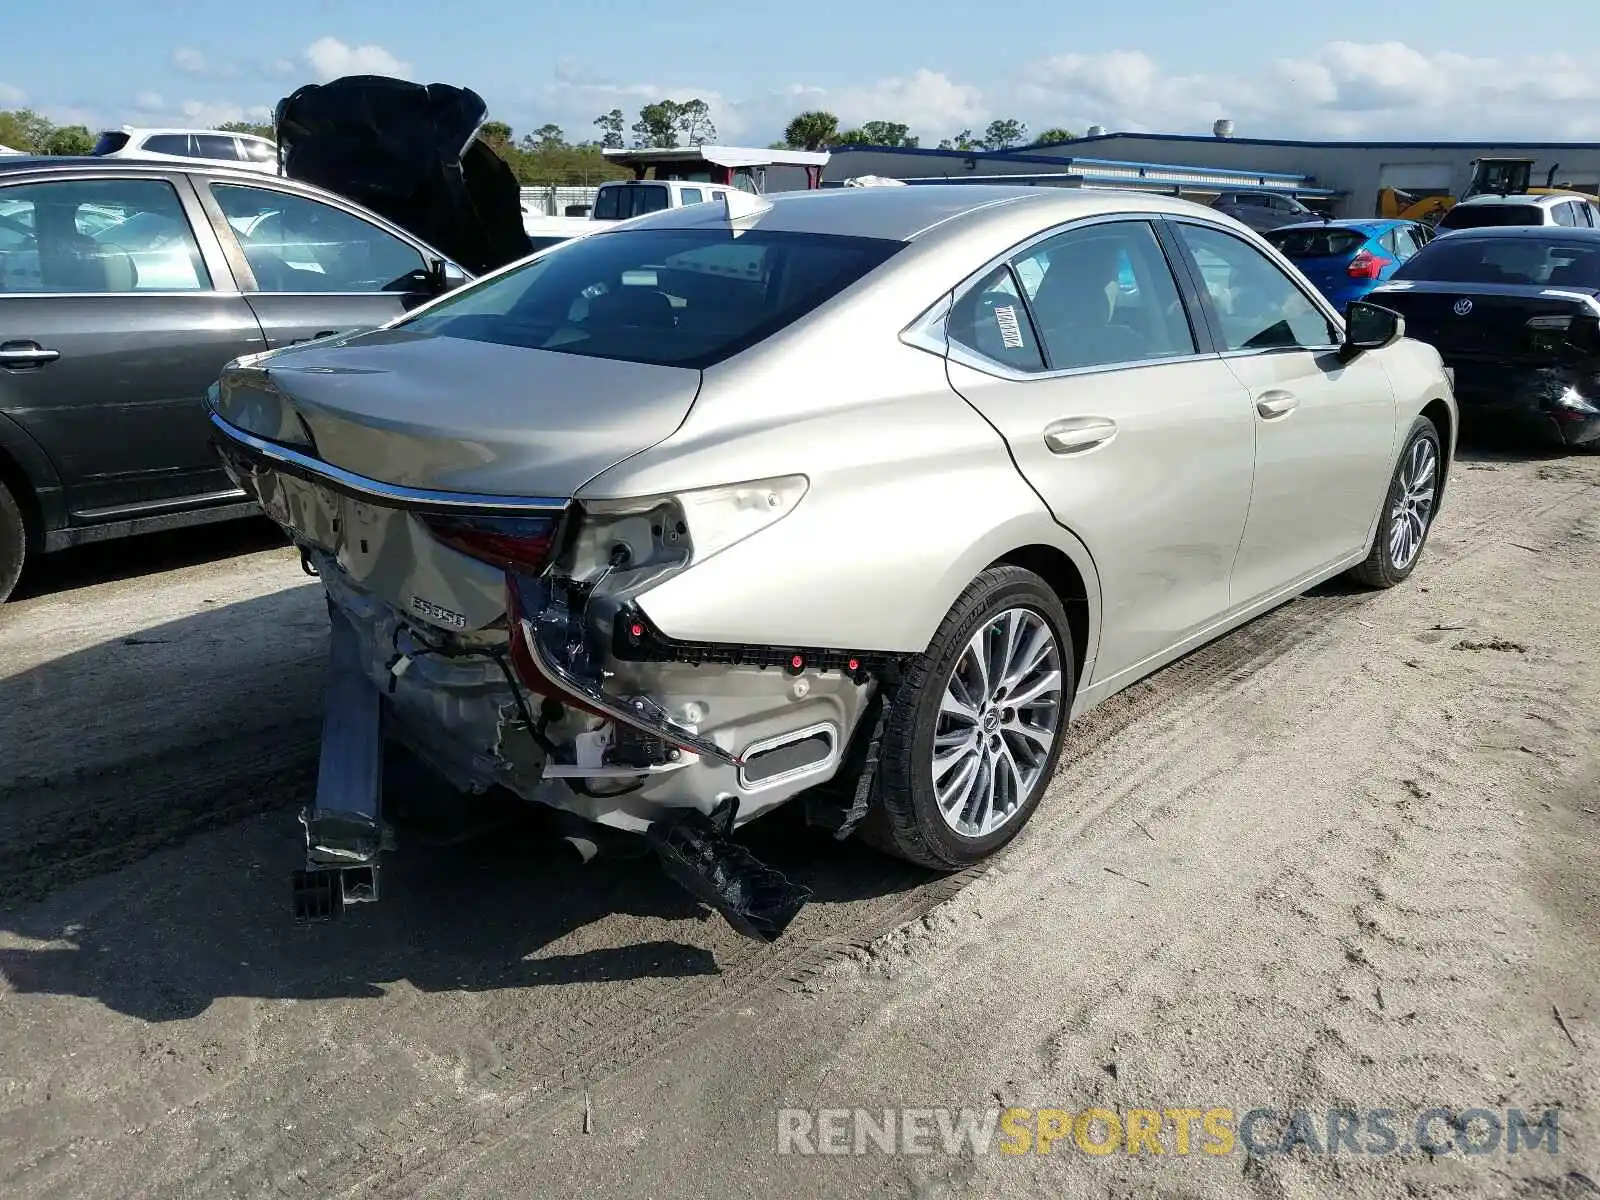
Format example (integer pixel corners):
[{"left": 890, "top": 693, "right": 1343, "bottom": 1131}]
[
  {"left": 1430, "top": 224, "right": 1600, "bottom": 241},
  {"left": 1454, "top": 193, "right": 1568, "bottom": 208},
  {"left": 615, "top": 184, "right": 1220, "bottom": 243},
  {"left": 0, "top": 155, "right": 295, "bottom": 187},
  {"left": 103, "top": 126, "right": 276, "bottom": 142}
]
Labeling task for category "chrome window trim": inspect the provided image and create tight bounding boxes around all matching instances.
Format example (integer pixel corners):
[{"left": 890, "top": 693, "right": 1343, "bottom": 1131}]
[
  {"left": 902, "top": 211, "right": 1217, "bottom": 382},
  {"left": 210, "top": 411, "right": 570, "bottom": 513}
]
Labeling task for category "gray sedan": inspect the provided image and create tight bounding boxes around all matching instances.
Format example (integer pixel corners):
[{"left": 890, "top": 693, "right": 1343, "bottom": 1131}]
[{"left": 0, "top": 157, "right": 470, "bottom": 601}]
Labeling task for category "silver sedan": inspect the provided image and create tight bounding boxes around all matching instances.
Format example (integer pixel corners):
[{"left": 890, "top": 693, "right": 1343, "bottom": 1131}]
[{"left": 210, "top": 184, "right": 1456, "bottom": 936}]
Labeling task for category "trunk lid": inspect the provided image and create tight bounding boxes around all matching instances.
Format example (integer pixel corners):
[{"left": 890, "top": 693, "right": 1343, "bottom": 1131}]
[
  {"left": 1368, "top": 280, "right": 1600, "bottom": 363},
  {"left": 213, "top": 326, "right": 701, "bottom": 497}
]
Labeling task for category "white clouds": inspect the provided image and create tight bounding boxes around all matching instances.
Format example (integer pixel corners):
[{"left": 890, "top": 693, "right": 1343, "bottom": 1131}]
[
  {"left": 825, "top": 69, "right": 984, "bottom": 134},
  {"left": 1016, "top": 43, "right": 1600, "bottom": 142},
  {"left": 0, "top": 82, "right": 25, "bottom": 105},
  {"left": 169, "top": 47, "right": 210, "bottom": 76},
  {"left": 177, "top": 98, "right": 273, "bottom": 128},
  {"left": 303, "top": 37, "right": 408, "bottom": 82}
]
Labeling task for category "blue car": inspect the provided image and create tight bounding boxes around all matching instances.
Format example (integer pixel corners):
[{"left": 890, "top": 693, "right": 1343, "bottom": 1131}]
[{"left": 1263, "top": 218, "right": 1433, "bottom": 309}]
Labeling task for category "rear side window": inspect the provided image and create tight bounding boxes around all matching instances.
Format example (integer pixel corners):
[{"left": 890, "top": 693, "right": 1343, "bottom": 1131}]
[
  {"left": 1267, "top": 227, "right": 1367, "bottom": 258},
  {"left": 948, "top": 265, "right": 1045, "bottom": 372},
  {"left": 1393, "top": 237, "right": 1600, "bottom": 287},
  {"left": 141, "top": 134, "right": 192, "bottom": 157},
  {"left": 1439, "top": 204, "right": 1545, "bottom": 230},
  {"left": 592, "top": 184, "right": 671, "bottom": 220},
  {"left": 400, "top": 228, "right": 903, "bottom": 369},
  {"left": 91, "top": 131, "right": 131, "bottom": 156}
]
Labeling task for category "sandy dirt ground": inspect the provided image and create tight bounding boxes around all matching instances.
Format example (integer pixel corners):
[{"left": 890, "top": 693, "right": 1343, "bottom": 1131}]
[{"left": 0, "top": 448, "right": 1596, "bottom": 1200}]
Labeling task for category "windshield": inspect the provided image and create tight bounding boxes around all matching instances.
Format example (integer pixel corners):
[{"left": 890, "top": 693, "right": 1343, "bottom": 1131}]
[
  {"left": 1266, "top": 228, "right": 1367, "bottom": 258},
  {"left": 1439, "top": 205, "right": 1544, "bottom": 230},
  {"left": 1392, "top": 237, "right": 1600, "bottom": 287},
  {"left": 399, "top": 227, "right": 903, "bottom": 369}
]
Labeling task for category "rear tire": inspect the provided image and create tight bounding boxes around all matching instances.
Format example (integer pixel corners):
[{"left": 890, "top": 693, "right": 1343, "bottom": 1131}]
[
  {"left": 1349, "top": 416, "right": 1441, "bottom": 589},
  {"left": 0, "top": 479, "right": 25, "bottom": 604},
  {"left": 861, "top": 566, "right": 1075, "bottom": 870}
]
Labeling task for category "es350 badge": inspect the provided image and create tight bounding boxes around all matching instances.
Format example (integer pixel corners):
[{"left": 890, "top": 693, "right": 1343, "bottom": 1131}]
[{"left": 410, "top": 595, "right": 468, "bottom": 628}]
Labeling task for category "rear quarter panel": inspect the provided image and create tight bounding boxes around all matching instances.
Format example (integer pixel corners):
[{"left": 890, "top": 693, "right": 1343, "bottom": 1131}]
[{"left": 580, "top": 328, "right": 1103, "bottom": 660}]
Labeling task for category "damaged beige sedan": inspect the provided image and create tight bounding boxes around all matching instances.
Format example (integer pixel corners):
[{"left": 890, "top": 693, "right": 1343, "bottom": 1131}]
[{"left": 210, "top": 185, "right": 1456, "bottom": 940}]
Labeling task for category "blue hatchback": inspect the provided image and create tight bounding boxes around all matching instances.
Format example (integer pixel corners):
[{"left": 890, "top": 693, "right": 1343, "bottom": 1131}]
[{"left": 1263, "top": 219, "right": 1433, "bottom": 309}]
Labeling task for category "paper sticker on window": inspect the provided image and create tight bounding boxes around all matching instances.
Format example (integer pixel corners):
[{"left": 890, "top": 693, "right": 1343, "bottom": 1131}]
[{"left": 994, "top": 304, "right": 1025, "bottom": 349}]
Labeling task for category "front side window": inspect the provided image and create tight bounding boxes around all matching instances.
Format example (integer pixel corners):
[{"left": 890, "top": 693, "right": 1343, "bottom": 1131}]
[
  {"left": 1011, "top": 220, "right": 1196, "bottom": 370},
  {"left": 239, "top": 138, "right": 278, "bottom": 164},
  {"left": 211, "top": 184, "right": 427, "bottom": 293},
  {"left": 0, "top": 178, "right": 208, "bottom": 293},
  {"left": 1174, "top": 222, "right": 1337, "bottom": 351},
  {"left": 400, "top": 228, "right": 902, "bottom": 369},
  {"left": 194, "top": 134, "right": 242, "bottom": 161}
]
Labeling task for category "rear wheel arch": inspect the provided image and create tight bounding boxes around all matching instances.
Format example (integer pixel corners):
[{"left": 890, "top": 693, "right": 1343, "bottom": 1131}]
[
  {"left": 1420, "top": 396, "right": 1454, "bottom": 500},
  {"left": 0, "top": 441, "right": 42, "bottom": 554},
  {"left": 988, "top": 543, "right": 1092, "bottom": 696}
]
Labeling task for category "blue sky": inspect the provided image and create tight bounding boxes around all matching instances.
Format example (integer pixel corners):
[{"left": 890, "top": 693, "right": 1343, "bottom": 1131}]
[{"left": 6, "top": 0, "right": 1600, "bottom": 144}]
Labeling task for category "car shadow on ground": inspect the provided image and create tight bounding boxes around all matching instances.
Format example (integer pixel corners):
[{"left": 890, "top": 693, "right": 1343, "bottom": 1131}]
[
  {"left": 10, "top": 515, "right": 289, "bottom": 601},
  {"left": 0, "top": 795, "right": 932, "bottom": 1022},
  {"left": 0, "top": 589, "right": 936, "bottom": 1022}
]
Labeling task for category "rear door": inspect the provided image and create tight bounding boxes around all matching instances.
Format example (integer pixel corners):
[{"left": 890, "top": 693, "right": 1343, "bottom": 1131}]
[
  {"left": 194, "top": 178, "right": 443, "bottom": 350},
  {"left": 0, "top": 171, "right": 264, "bottom": 518},
  {"left": 942, "top": 216, "right": 1257, "bottom": 684},
  {"left": 1167, "top": 219, "right": 1399, "bottom": 603}
]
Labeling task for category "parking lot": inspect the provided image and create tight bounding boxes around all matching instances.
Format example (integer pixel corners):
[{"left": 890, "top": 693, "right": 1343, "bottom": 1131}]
[{"left": 0, "top": 440, "right": 1594, "bottom": 1199}]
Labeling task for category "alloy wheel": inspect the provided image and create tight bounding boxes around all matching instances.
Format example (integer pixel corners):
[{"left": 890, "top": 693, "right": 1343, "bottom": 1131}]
[
  {"left": 931, "top": 607, "right": 1064, "bottom": 839},
  {"left": 1389, "top": 435, "right": 1438, "bottom": 571}
]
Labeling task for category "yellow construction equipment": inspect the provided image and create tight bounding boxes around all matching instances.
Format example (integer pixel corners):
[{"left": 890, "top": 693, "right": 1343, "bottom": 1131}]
[{"left": 1376, "top": 158, "right": 1596, "bottom": 225}]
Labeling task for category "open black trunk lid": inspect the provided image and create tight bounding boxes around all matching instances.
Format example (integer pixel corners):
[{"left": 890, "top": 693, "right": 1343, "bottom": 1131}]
[{"left": 274, "top": 74, "right": 532, "bottom": 275}]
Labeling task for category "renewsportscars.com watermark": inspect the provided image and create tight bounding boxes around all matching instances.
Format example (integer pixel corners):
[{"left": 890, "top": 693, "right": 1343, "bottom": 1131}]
[{"left": 776, "top": 1106, "right": 1562, "bottom": 1158}]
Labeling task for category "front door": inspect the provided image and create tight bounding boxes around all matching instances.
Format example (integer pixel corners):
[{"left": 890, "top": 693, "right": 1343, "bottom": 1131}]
[
  {"left": 942, "top": 217, "right": 1257, "bottom": 685},
  {"left": 0, "top": 173, "right": 264, "bottom": 518},
  {"left": 1167, "top": 220, "right": 1399, "bottom": 606},
  {"left": 201, "top": 181, "right": 440, "bottom": 350}
]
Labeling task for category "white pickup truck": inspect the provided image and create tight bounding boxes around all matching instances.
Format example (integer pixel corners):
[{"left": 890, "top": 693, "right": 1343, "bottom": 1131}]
[{"left": 590, "top": 178, "right": 737, "bottom": 220}]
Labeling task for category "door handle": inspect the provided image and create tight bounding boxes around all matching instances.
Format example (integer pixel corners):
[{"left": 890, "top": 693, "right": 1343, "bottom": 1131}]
[
  {"left": 0, "top": 341, "right": 60, "bottom": 369},
  {"left": 1255, "top": 390, "right": 1298, "bottom": 419},
  {"left": 1043, "top": 416, "right": 1118, "bottom": 454}
]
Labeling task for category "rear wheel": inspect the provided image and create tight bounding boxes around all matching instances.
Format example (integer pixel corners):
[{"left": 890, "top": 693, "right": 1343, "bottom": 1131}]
[
  {"left": 1349, "top": 416, "right": 1441, "bottom": 589},
  {"left": 862, "top": 566, "right": 1074, "bottom": 870},
  {"left": 0, "top": 478, "right": 25, "bottom": 604}
]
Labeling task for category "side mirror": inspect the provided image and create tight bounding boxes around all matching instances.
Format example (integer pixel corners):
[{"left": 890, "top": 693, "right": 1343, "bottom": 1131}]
[
  {"left": 426, "top": 257, "right": 469, "bottom": 295},
  {"left": 1339, "top": 300, "right": 1404, "bottom": 361},
  {"left": 1563, "top": 313, "right": 1600, "bottom": 356}
]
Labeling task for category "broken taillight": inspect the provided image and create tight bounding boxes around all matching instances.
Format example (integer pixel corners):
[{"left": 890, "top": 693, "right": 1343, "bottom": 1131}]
[
  {"left": 1347, "top": 249, "right": 1392, "bottom": 280},
  {"left": 419, "top": 513, "right": 560, "bottom": 575}
]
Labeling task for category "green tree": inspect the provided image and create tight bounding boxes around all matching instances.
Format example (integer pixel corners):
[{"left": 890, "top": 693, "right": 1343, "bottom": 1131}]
[
  {"left": 594, "top": 108, "right": 624, "bottom": 149},
  {"left": 0, "top": 108, "right": 57, "bottom": 154},
  {"left": 859, "top": 120, "right": 915, "bottom": 147},
  {"left": 783, "top": 110, "right": 838, "bottom": 151},
  {"left": 677, "top": 98, "right": 716, "bottom": 146},
  {"left": 216, "top": 120, "right": 275, "bottom": 140},
  {"left": 981, "top": 118, "right": 1026, "bottom": 150},
  {"left": 938, "top": 129, "right": 979, "bottom": 151},
  {"left": 44, "top": 124, "right": 94, "bottom": 156},
  {"left": 631, "top": 101, "right": 681, "bottom": 148},
  {"left": 478, "top": 120, "right": 513, "bottom": 151},
  {"left": 1033, "top": 127, "right": 1075, "bottom": 145},
  {"left": 528, "top": 123, "right": 566, "bottom": 151}
]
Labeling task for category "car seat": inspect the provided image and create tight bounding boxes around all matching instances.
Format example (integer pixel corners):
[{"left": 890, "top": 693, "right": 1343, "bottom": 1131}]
[{"left": 1032, "top": 240, "right": 1148, "bottom": 368}]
